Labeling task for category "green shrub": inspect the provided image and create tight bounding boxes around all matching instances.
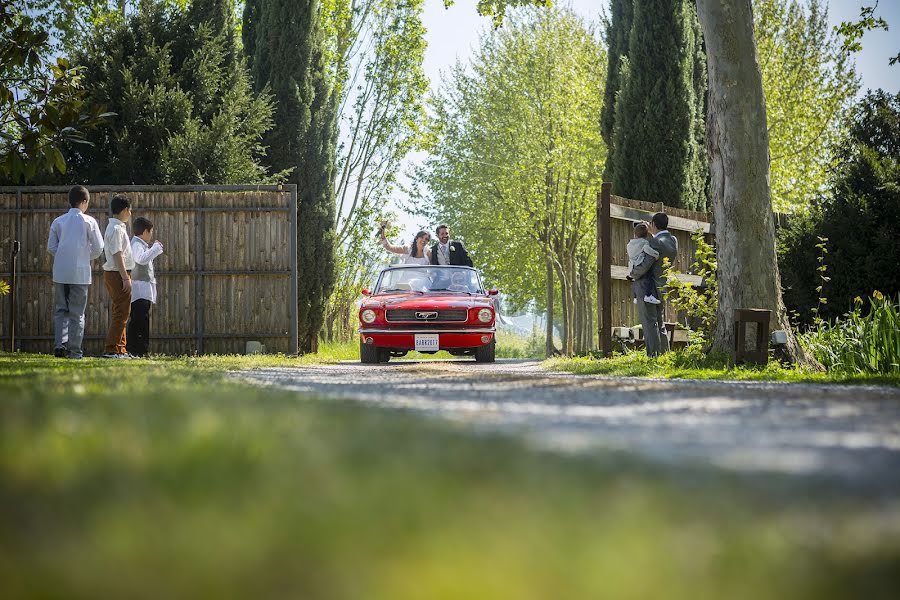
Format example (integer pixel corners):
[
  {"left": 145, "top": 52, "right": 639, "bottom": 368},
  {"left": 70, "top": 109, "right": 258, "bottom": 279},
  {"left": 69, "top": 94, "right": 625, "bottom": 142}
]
[
  {"left": 665, "top": 229, "right": 717, "bottom": 343},
  {"left": 800, "top": 292, "right": 900, "bottom": 375},
  {"left": 778, "top": 90, "right": 900, "bottom": 325}
]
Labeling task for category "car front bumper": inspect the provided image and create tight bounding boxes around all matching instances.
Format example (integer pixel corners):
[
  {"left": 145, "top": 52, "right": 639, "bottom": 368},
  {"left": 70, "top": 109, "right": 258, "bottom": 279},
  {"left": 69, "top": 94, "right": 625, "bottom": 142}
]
[{"left": 359, "top": 328, "right": 495, "bottom": 350}]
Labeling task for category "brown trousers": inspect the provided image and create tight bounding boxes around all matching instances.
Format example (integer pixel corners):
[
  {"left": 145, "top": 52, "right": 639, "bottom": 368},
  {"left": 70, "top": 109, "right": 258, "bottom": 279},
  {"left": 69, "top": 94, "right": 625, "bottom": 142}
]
[{"left": 103, "top": 271, "right": 131, "bottom": 354}]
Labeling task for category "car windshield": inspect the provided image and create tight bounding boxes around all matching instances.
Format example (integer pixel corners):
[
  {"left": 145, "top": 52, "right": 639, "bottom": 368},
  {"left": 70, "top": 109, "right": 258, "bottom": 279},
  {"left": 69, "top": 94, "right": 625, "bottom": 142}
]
[{"left": 375, "top": 267, "right": 483, "bottom": 295}]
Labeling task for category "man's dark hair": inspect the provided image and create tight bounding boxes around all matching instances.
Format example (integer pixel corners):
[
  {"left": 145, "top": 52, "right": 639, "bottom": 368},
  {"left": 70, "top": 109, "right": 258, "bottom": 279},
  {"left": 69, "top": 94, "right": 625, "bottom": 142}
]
[
  {"left": 436, "top": 224, "right": 449, "bottom": 235},
  {"left": 68, "top": 185, "right": 89, "bottom": 207},
  {"left": 133, "top": 217, "right": 153, "bottom": 236},
  {"left": 651, "top": 212, "right": 669, "bottom": 231},
  {"left": 633, "top": 223, "right": 649, "bottom": 238},
  {"left": 110, "top": 194, "right": 130, "bottom": 216}
]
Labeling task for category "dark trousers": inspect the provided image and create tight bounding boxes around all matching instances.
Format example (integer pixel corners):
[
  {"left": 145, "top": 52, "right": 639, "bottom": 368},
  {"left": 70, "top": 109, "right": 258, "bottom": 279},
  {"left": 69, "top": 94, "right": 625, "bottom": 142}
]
[
  {"left": 640, "top": 276, "right": 658, "bottom": 300},
  {"left": 126, "top": 299, "right": 152, "bottom": 357}
]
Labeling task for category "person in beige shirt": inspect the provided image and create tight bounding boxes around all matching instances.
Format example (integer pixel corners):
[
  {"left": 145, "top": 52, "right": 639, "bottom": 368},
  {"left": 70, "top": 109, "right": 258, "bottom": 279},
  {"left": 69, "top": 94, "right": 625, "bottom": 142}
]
[{"left": 102, "top": 195, "right": 135, "bottom": 358}]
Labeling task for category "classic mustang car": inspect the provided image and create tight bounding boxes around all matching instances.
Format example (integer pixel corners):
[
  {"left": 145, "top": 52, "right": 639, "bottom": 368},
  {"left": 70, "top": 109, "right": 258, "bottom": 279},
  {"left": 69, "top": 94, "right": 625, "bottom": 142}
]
[{"left": 358, "top": 265, "right": 498, "bottom": 363}]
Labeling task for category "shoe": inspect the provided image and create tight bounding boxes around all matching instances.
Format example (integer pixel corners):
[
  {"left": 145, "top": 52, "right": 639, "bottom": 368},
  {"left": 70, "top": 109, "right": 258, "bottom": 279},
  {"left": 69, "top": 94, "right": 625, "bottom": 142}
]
[
  {"left": 68, "top": 355, "right": 83, "bottom": 360},
  {"left": 120, "top": 353, "right": 138, "bottom": 360},
  {"left": 101, "top": 352, "right": 120, "bottom": 359},
  {"left": 633, "top": 298, "right": 637, "bottom": 304},
  {"left": 644, "top": 295, "right": 662, "bottom": 305},
  {"left": 54, "top": 346, "right": 67, "bottom": 358}
]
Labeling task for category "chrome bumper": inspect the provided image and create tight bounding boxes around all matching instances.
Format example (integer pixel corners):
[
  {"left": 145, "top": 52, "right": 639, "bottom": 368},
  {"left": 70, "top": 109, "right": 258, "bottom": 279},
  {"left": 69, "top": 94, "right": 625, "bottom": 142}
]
[{"left": 359, "top": 328, "right": 495, "bottom": 334}]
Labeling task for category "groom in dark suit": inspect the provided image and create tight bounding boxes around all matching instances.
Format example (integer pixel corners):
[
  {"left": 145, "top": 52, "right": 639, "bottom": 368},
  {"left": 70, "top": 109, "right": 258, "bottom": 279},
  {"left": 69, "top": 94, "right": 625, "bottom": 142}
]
[
  {"left": 431, "top": 224, "right": 473, "bottom": 267},
  {"left": 630, "top": 212, "right": 678, "bottom": 356}
]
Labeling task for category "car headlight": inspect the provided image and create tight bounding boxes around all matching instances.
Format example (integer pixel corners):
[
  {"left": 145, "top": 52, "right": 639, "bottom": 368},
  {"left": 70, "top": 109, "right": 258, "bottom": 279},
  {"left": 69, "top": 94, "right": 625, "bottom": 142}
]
[
  {"left": 477, "top": 308, "right": 493, "bottom": 323},
  {"left": 361, "top": 309, "right": 377, "bottom": 324}
]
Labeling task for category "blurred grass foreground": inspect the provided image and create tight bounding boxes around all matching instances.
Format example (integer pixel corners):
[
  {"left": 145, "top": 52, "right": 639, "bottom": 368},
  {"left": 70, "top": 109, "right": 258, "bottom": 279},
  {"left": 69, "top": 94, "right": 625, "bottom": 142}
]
[{"left": 1, "top": 353, "right": 899, "bottom": 599}]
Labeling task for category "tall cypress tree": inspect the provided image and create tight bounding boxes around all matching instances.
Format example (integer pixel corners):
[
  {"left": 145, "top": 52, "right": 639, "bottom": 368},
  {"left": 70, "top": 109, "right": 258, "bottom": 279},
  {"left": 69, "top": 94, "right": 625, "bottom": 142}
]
[
  {"left": 606, "top": 0, "right": 708, "bottom": 211},
  {"left": 244, "top": 0, "right": 338, "bottom": 353},
  {"left": 600, "top": 0, "right": 633, "bottom": 181}
]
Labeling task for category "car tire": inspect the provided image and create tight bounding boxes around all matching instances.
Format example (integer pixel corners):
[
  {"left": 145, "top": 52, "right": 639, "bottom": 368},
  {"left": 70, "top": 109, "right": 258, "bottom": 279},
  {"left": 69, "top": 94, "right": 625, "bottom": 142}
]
[
  {"left": 360, "top": 341, "right": 379, "bottom": 364},
  {"left": 474, "top": 339, "right": 495, "bottom": 363},
  {"left": 377, "top": 348, "right": 391, "bottom": 363}
]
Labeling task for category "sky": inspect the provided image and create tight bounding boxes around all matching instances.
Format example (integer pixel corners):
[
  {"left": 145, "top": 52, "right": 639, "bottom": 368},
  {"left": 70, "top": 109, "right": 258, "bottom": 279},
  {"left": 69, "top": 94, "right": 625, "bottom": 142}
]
[
  {"left": 388, "top": 0, "right": 899, "bottom": 234},
  {"left": 420, "top": 0, "right": 900, "bottom": 95}
]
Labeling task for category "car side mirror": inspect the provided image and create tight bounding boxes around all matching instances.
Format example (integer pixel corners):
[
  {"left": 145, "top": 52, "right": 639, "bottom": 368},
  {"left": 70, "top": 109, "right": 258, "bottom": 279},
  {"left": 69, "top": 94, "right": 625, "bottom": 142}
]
[
  {"left": 361, "top": 288, "right": 371, "bottom": 297},
  {"left": 488, "top": 288, "right": 499, "bottom": 296}
]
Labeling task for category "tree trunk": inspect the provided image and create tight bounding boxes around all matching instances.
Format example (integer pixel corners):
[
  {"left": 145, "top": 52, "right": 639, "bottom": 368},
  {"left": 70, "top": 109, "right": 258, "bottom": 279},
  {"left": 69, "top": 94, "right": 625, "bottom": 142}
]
[
  {"left": 326, "top": 313, "right": 334, "bottom": 343},
  {"left": 586, "top": 274, "right": 594, "bottom": 352},
  {"left": 545, "top": 256, "right": 556, "bottom": 357},
  {"left": 574, "top": 275, "right": 584, "bottom": 355},
  {"left": 565, "top": 258, "right": 576, "bottom": 355},
  {"left": 555, "top": 263, "right": 569, "bottom": 356},
  {"left": 695, "top": 0, "right": 813, "bottom": 365}
]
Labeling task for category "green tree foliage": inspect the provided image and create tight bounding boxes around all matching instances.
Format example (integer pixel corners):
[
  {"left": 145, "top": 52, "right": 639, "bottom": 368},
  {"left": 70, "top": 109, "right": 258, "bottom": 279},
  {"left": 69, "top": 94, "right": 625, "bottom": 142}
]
[
  {"left": 599, "top": 0, "right": 632, "bottom": 181},
  {"left": 63, "top": 0, "right": 276, "bottom": 184},
  {"left": 244, "top": 0, "right": 339, "bottom": 353},
  {"left": 836, "top": 1, "right": 899, "bottom": 66},
  {"left": 778, "top": 90, "right": 900, "bottom": 324},
  {"left": 418, "top": 7, "right": 605, "bottom": 355},
  {"left": 0, "top": 2, "right": 110, "bottom": 183},
  {"left": 324, "top": 0, "right": 428, "bottom": 343},
  {"left": 755, "top": 0, "right": 859, "bottom": 212},
  {"left": 606, "top": 0, "right": 708, "bottom": 211}
]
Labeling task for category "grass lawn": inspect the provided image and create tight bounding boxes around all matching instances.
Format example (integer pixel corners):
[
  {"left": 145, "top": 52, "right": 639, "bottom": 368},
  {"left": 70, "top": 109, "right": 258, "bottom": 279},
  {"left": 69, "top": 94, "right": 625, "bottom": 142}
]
[
  {"left": 546, "top": 350, "right": 900, "bottom": 386},
  {"left": 2, "top": 353, "right": 899, "bottom": 598}
]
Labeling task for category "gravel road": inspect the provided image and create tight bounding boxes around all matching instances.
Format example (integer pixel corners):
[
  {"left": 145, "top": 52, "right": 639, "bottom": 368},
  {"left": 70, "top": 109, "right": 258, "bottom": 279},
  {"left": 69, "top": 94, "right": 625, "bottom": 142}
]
[{"left": 236, "top": 359, "right": 900, "bottom": 496}]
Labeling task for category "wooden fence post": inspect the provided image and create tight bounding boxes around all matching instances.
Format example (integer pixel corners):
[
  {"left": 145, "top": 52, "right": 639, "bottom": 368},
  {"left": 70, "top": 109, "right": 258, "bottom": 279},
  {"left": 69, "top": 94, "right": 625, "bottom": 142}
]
[{"left": 599, "top": 182, "right": 612, "bottom": 358}]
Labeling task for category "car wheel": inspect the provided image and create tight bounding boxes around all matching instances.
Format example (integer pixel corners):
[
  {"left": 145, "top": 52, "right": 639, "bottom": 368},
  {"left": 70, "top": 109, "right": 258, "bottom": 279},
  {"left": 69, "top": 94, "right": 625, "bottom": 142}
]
[
  {"left": 377, "top": 348, "right": 391, "bottom": 363},
  {"left": 360, "top": 340, "right": 379, "bottom": 364},
  {"left": 474, "top": 340, "right": 495, "bottom": 363}
]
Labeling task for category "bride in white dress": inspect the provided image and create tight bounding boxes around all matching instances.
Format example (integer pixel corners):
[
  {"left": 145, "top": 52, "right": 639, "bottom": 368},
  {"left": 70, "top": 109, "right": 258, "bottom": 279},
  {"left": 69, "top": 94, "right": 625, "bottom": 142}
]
[{"left": 380, "top": 226, "right": 432, "bottom": 265}]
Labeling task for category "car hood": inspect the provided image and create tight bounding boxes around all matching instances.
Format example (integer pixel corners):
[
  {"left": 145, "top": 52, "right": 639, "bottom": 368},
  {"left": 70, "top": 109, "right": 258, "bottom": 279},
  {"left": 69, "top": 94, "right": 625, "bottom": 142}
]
[{"left": 362, "top": 293, "right": 493, "bottom": 311}]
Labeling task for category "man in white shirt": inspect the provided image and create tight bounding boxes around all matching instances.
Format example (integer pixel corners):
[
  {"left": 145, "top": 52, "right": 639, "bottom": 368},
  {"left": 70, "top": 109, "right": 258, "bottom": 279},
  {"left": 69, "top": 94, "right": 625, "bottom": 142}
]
[
  {"left": 102, "top": 195, "right": 135, "bottom": 358},
  {"left": 47, "top": 186, "right": 104, "bottom": 359},
  {"left": 126, "top": 217, "right": 164, "bottom": 357}
]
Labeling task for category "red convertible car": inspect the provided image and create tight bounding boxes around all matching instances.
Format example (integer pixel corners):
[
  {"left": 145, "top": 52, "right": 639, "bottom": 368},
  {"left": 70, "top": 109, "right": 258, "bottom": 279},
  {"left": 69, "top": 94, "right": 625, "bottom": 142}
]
[{"left": 358, "top": 265, "right": 498, "bottom": 363}]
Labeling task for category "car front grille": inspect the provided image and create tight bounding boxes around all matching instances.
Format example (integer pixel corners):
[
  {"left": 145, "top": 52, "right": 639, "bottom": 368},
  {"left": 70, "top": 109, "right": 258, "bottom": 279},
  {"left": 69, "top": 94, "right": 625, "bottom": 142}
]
[{"left": 385, "top": 309, "right": 468, "bottom": 323}]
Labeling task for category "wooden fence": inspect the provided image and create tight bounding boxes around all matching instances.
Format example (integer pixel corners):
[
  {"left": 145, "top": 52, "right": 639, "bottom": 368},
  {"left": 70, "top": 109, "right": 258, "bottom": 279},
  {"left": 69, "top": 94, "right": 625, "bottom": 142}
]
[
  {"left": 1, "top": 185, "right": 298, "bottom": 355},
  {"left": 597, "top": 183, "right": 713, "bottom": 355}
]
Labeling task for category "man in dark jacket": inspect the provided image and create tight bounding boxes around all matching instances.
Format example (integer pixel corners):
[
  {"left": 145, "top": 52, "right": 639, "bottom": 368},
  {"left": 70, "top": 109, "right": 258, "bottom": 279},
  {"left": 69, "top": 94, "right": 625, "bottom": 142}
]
[
  {"left": 630, "top": 212, "right": 678, "bottom": 356},
  {"left": 430, "top": 224, "right": 473, "bottom": 267}
]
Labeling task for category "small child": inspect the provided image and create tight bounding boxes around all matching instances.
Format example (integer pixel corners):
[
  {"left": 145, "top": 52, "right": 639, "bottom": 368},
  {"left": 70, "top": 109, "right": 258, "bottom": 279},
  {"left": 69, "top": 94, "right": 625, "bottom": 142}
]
[
  {"left": 627, "top": 222, "right": 662, "bottom": 305},
  {"left": 47, "top": 185, "right": 104, "bottom": 359},
  {"left": 102, "top": 194, "right": 134, "bottom": 358},
  {"left": 126, "top": 217, "right": 164, "bottom": 357}
]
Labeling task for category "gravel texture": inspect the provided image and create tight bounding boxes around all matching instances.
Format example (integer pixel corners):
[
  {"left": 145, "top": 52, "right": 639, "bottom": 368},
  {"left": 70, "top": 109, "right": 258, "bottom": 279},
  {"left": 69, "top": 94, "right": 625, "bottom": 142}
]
[{"left": 235, "top": 359, "right": 900, "bottom": 496}]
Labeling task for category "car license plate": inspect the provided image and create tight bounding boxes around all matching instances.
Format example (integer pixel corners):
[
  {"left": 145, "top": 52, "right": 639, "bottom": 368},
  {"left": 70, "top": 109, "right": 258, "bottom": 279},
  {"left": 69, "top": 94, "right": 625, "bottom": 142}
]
[{"left": 415, "top": 334, "right": 440, "bottom": 352}]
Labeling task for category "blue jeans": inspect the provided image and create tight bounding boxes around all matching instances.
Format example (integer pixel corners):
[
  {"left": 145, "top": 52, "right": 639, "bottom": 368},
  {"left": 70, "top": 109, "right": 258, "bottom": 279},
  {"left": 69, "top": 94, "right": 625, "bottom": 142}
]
[{"left": 54, "top": 283, "right": 89, "bottom": 358}]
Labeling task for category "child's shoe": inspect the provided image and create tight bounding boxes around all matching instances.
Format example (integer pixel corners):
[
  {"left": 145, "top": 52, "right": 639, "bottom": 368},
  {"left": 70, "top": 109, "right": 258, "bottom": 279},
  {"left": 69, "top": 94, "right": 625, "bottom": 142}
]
[
  {"left": 644, "top": 295, "right": 661, "bottom": 305},
  {"left": 54, "top": 346, "right": 67, "bottom": 358}
]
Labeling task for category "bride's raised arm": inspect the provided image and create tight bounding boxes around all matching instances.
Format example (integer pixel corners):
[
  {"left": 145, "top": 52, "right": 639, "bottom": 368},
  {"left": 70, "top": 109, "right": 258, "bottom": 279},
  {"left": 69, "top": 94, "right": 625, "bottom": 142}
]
[{"left": 379, "top": 228, "right": 409, "bottom": 255}]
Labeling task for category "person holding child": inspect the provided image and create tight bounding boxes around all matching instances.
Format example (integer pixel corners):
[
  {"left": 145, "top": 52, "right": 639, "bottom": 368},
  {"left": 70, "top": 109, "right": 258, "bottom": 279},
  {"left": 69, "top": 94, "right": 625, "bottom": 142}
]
[
  {"left": 126, "top": 217, "right": 164, "bottom": 357},
  {"left": 629, "top": 212, "right": 678, "bottom": 357},
  {"left": 102, "top": 195, "right": 135, "bottom": 359},
  {"left": 46, "top": 185, "right": 104, "bottom": 359}
]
